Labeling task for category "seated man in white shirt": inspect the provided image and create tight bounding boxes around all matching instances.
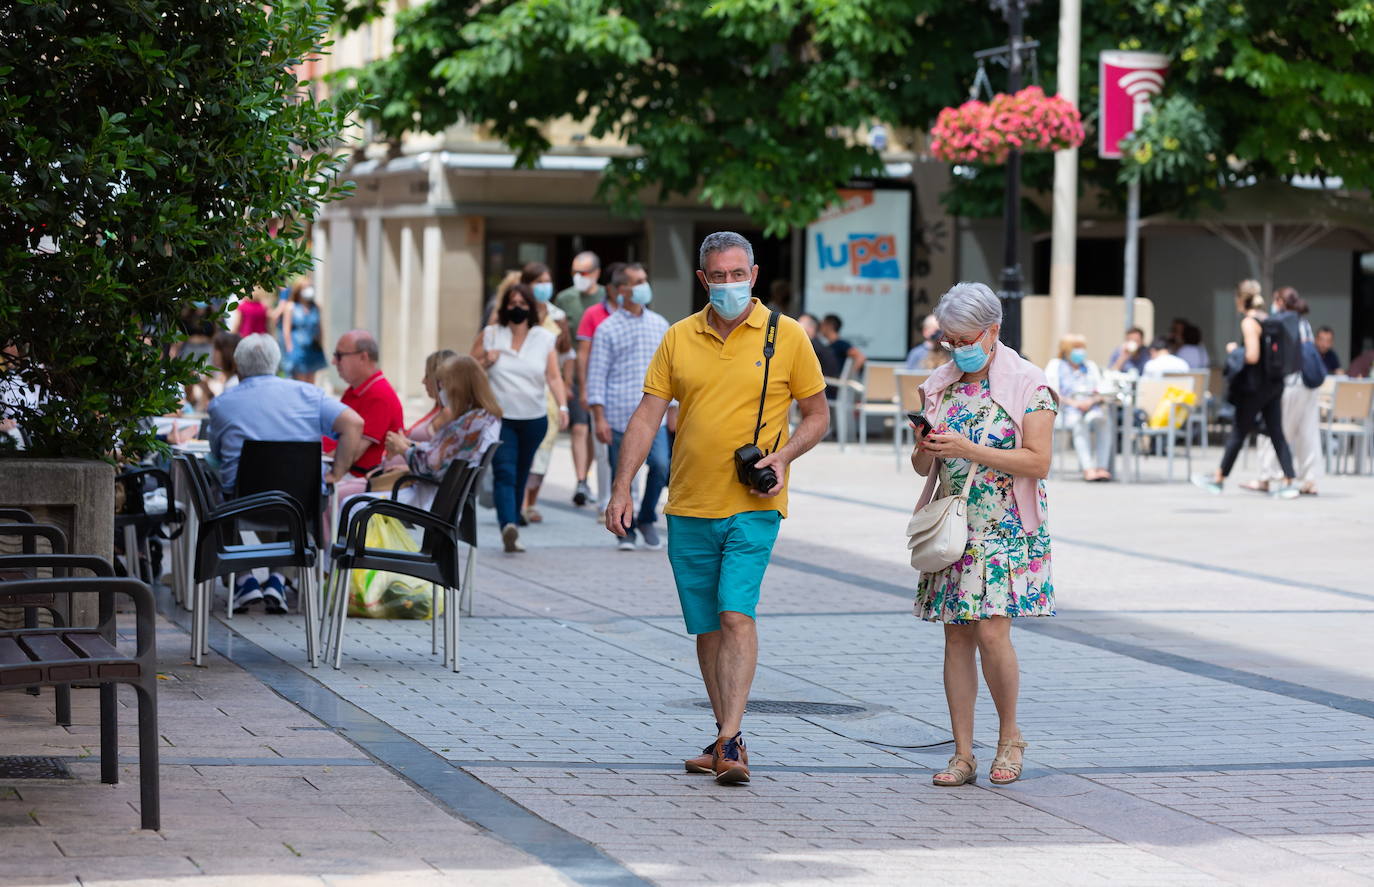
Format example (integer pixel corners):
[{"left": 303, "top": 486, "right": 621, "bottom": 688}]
[{"left": 1142, "top": 338, "right": 1192, "bottom": 378}]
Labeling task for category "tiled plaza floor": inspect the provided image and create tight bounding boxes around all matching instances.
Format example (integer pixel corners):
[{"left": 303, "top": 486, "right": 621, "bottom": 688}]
[{"left": 4, "top": 440, "right": 1373, "bottom": 885}]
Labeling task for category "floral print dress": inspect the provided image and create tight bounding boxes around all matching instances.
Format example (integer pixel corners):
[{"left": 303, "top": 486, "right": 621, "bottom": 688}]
[{"left": 914, "top": 379, "right": 1057, "bottom": 624}]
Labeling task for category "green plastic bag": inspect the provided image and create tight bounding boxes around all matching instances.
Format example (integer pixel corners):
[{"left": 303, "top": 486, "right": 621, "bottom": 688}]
[{"left": 346, "top": 514, "right": 442, "bottom": 620}]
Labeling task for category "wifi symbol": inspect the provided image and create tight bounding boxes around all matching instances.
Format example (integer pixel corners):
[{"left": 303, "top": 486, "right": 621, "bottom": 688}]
[{"left": 1119, "top": 70, "right": 1166, "bottom": 129}]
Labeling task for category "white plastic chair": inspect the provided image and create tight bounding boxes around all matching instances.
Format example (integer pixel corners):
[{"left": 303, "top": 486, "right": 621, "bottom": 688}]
[{"left": 1324, "top": 379, "right": 1374, "bottom": 474}]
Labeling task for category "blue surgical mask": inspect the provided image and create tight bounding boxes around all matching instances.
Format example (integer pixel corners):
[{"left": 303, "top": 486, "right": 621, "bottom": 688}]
[
  {"left": 1068, "top": 347, "right": 1087, "bottom": 367},
  {"left": 953, "top": 334, "right": 992, "bottom": 373},
  {"left": 631, "top": 282, "right": 653, "bottom": 306},
  {"left": 532, "top": 281, "right": 554, "bottom": 303},
  {"left": 708, "top": 282, "right": 752, "bottom": 320}
]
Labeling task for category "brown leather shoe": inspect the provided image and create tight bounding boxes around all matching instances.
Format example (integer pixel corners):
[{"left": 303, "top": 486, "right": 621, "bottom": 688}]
[
  {"left": 712, "top": 733, "right": 750, "bottom": 785},
  {"left": 684, "top": 740, "right": 717, "bottom": 774}
]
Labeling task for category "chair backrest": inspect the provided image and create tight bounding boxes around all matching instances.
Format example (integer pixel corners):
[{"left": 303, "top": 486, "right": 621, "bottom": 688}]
[
  {"left": 1157, "top": 373, "right": 1197, "bottom": 394},
  {"left": 1331, "top": 380, "right": 1374, "bottom": 422},
  {"left": 895, "top": 371, "right": 928, "bottom": 415},
  {"left": 458, "top": 442, "right": 502, "bottom": 547},
  {"left": 174, "top": 453, "right": 214, "bottom": 521},
  {"left": 862, "top": 364, "right": 899, "bottom": 404},
  {"left": 237, "top": 440, "right": 324, "bottom": 541},
  {"left": 0, "top": 508, "right": 35, "bottom": 524}
]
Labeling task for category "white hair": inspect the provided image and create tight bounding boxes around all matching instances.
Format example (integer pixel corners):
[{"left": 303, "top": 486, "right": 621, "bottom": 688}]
[
  {"left": 698, "top": 231, "right": 755, "bottom": 270},
  {"left": 933, "top": 282, "right": 1003, "bottom": 336},
  {"left": 234, "top": 333, "right": 280, "bottom": 378}
]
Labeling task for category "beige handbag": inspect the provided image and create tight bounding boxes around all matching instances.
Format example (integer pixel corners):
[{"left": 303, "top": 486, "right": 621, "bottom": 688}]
[{"left": 906, "top": 417, "right": 988, "bottom": 573}]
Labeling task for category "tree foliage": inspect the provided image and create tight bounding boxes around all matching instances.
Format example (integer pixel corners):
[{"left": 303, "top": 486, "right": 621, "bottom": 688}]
[
  {"left": 340, "top": 0, "right": 1374, "bottom": 233},
  {"left": 1117, "top": 0, "right": 1374, "bottom": 193},
  {"left": 345, "top": 0, "right": 1000, "bottom": 236},
  {"left": 0, "top": 0, "right": 357, "bottom": 461}
]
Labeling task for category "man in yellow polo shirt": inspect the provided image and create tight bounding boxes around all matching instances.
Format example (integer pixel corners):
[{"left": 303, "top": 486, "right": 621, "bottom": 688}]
[{"left": 606, "top": 231, "right": 829, "bottom": 785}]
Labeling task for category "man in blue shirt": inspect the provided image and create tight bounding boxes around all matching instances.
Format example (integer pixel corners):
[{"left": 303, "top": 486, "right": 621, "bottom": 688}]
[
  {"left": 587, "top": 263, "right": 671, "bottom": 551},
  {"left": 207, "top": 334, "right": 363, "bottom": 612}
]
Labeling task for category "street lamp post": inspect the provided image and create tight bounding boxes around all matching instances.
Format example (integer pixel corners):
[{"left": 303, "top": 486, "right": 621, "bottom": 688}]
[{"left": 989, "top": 0, "right": 1034, "bottom": 352}]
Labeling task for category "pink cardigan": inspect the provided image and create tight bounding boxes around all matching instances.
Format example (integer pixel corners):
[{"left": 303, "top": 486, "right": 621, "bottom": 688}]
[{"left": 916, "top": 343, "right": 1058, "bottom": 534}]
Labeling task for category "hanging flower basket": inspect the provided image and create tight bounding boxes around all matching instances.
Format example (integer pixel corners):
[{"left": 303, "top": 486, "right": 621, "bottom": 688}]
[{"left": 930, "top": 86, "right": 1084, "bottom": 165}]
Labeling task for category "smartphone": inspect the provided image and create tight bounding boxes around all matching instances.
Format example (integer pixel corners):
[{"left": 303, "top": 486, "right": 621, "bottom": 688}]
[{"left": 906, "top": 412, "right": 933, "bottom": 438}]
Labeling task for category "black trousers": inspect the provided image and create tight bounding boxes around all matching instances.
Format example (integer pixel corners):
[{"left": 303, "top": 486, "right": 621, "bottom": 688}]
[{"left": 1220, "top": 384, "right": 1295, "bottom": 479}]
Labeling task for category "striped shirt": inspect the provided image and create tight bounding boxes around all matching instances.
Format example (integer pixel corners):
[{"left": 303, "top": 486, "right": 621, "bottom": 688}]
[{"left": 586, "top": 307, "right": 670, "bottom": 432}]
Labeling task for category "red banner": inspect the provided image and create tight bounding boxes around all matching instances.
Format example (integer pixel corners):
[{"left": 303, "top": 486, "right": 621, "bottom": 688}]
[{"left": 1099, "top": 51, "right": 1169, "bottom": 159}]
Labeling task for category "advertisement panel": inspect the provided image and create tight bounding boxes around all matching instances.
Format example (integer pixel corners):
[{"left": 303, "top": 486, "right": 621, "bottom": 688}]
[
  {"left": 1099, "top": 51, "right": 1170, "bottom": 159},
  {"left": 803, "top": 186, "right": 911, "bottom": 361}
]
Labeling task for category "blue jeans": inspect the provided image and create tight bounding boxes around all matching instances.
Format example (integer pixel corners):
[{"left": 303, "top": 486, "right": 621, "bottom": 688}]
[
  {"left": 609, "top": 426, "right": 670, "bottom": 527},
  {"left": 493, "top": 416, "right": 549, "bottom": 528}
]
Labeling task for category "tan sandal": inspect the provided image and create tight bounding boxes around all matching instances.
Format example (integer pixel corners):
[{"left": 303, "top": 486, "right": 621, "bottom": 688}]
[
  {"left": 989, "top": 735, "right": 1027, "bottom": 785},
  {"left": 932, "top": 753, "right": 977, "bottom": 786}
]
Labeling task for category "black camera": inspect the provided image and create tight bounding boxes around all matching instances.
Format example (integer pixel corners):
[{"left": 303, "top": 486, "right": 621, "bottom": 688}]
[{"left": 734, "top": 442, "right": 778, "bottom": 493}]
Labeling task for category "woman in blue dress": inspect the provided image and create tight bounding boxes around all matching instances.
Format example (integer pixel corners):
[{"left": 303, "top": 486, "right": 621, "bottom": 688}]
[{"left": 274, "top": 278, "right": 327, "bottom": 382}]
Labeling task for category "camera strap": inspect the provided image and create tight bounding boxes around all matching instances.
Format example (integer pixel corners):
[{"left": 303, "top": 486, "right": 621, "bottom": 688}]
[{"left": 752, "top": 310, "right": 780, "bottom": 447}]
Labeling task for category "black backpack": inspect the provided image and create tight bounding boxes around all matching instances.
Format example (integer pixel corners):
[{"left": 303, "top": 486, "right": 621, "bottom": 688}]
[{"left": 1259, "top": 314, "right": 1299, "bottom": 382}]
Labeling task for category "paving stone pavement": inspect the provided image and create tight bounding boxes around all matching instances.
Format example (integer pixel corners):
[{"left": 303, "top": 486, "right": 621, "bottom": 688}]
[
  {"left": 5, "top": 439, "right": 1373, "bottom": 885},
  {"left": 0, "top": 620, "right": 570, "bottom": 886}
]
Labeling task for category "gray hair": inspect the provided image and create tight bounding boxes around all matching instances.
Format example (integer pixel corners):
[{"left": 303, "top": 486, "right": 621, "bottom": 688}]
[
  {"left": 573, "top": 250, "right": 601, "bottom": 271},
  {"left": 698, "top": 231, "right": 755, "bottom": 270},
  {"left": 234, "top": 333, "right": 280, "bottom": 378},
  {"left": 933, "top": 282, "right": 1003, "bottom": 336}
]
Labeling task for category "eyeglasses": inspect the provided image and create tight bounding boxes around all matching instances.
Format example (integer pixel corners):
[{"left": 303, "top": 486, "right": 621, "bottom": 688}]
[
  {"left": 938, "top": 329, "right": 988, "bottom": 351},
  {"left": 332, "top": 349, "right": 362, "bottom": 361}
]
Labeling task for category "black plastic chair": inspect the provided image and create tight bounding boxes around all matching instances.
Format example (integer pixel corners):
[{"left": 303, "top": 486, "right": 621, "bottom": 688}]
[
  {"left": 325, "top": 459, "right": 475, "bottom": 670},
  {"left": 0, "top": 565, "right": 159, "bottom": 830},
  {"left": 0, "top": 520, "right": 72, "bottom": 723},
  {"left": 114, "top": 466, "right": 180, "bottom": 584},
  {"left": 177, "top": 452, "right": 320, "bottom": 666},
  {"left": 386, "top": 442, "right": 499, "bottom": 644}
]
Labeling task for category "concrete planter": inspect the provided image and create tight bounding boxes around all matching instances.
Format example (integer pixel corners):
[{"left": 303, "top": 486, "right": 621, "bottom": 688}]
[{"left": 0, "top": 458, "right": 114, "bottom": 626}]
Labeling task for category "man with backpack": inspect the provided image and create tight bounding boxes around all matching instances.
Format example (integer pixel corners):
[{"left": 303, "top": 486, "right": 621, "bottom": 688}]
[{"left": 1193, "top": 279, "right": 1300, "bottom": 499}]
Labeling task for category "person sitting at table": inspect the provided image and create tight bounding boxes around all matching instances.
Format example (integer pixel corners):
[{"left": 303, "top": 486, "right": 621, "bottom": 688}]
[
  {"left": 1142, "top": 338, "right": 1191, "bottom": 378},
  {"left": 382, "top": 356, "right": 502, "bottom": 506},
  {"left": 206, "top": 334, "right": 364, "bottom": 613},
  {"left": 1045, "top": 334, "right": 1113, "bottom": 481},
  {"left": 327, "top": 329, "right": 405, "bottom": 500},
  {"left": 378, "top": 349, "right": 457, "bottom": 471},
  {"left": 1108, "top": 327, "right": 1149, "bottom": 375}
]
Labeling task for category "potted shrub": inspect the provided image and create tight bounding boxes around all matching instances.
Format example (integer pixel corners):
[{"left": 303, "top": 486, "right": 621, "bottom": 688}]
[
  {"left": 930, "top": 85, "right": 1084, "bottom": 165},
  {"left": 0, "top": 0, "right": 357, "bottom": 620}
]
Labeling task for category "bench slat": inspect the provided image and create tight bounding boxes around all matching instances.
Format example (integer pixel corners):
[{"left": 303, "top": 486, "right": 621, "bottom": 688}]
[
  {"left": 0, "top": 636, "right": 42, "bottom": 685},
  {"left": 17, "top": 633, "right": 90, "bottom": 682}
]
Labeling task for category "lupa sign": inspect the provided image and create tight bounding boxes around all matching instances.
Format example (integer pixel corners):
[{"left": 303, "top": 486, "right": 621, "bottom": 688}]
[
  {"left": 803, "top": 187, "right": 911, "bottom": 361},
  {"left": 1098, "top": 51, "right": 1170, "bottom": 159}
]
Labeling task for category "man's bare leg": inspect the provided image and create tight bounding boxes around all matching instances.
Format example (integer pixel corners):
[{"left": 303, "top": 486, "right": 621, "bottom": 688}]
[
  {"left": 571, "top": 423, "right": 591, "bottom": 484},
  {"left": 696, "top": 631, "right": 723, "bottom": 725},
  {"left": 715, "top": 611, "right": 757, "bottom": 738}
]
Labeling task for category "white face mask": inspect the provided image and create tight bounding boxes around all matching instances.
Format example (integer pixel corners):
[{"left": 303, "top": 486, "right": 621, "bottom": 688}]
[
  {"left": 301, "top": 286, "right": 315, "bottom": 300},
  {"left": 572, "top": 272, "right": 596, "bottom": 293},
  {"left": 438, "top": 390, "right": 449, "bottom": 408}
]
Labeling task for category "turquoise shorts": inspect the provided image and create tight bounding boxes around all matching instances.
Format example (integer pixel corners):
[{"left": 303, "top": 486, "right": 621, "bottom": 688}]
[{"left": 666, "top": 511, "right": 781, "bottom": 635}]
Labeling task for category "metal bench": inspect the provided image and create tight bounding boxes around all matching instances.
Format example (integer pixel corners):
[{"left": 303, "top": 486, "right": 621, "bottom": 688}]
[{"left": 0, "top": 560, "right": 160, "bottom": 831}]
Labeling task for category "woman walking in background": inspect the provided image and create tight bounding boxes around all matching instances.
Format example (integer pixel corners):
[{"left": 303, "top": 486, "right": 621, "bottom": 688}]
[
  {"left": 274, "top": 279, "right": 327, "bottom": 383},
  {"left": 520, "top": 261, "right": 572, "bottom": 524},
  {"left": 231, "top": 287, "right": 272, "bottom": 337},
  {"left": 1193, "top": 279, "right": 1300, "bottom": 499},
  {"left": 910, "top": 282, "right": 1058, "bottom": 788},
  {"left": 1245, "top": 287, "right": 1323, "bottom": 495},
  {"left": 473, "top": 283, "right": 568, "bottom": 553}
]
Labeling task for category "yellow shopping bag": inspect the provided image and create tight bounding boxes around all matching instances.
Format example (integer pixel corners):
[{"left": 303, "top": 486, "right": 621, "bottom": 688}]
[
  {"left": 345, "top": 514, "right": 442, "bottom": 620},
  {"left": 1147, "top": 385, "right": 1196, "bottom": 429}
]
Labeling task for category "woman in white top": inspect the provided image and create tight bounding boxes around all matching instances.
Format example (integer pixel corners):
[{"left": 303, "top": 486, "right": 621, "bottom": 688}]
[
  {"left": 1044, "top": 333, "right": 1113, "bottom": 481},
  {"left": 472, "top": 283, "right": 568, "bottom": 552}
]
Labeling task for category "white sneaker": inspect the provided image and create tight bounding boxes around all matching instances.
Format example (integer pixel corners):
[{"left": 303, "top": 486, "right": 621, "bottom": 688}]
[
  {"left": 501, "top": 523, "right": 524, "bottom": 553},
  {"left": 1271, "top": 483, "right": 1300, "bottom": 500},
  {"left": 617, "top": 530, "right": 637, "bottom": 552}
]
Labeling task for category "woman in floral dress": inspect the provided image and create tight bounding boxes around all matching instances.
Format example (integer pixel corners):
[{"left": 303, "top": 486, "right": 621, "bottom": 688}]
[{"left": 910, "top": 282, "right": 1058, "bottom": 788}]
